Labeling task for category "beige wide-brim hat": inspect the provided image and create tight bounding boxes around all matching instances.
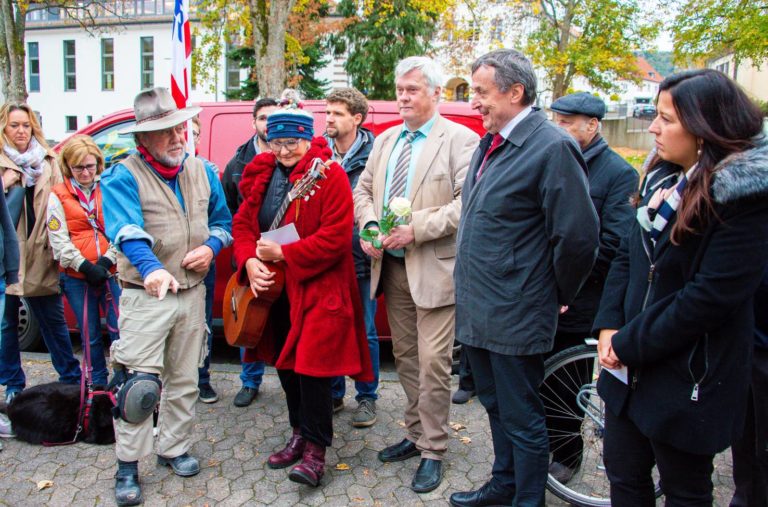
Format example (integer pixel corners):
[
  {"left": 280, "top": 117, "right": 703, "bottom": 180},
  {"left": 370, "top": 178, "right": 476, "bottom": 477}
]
[{"left": 119, "top": 87, "right": 202, "bottom": 134}]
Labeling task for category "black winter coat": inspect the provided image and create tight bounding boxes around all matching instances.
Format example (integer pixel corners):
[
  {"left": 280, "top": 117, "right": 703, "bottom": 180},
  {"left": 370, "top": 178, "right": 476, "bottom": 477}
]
[
  {"left": 558, "top": 136, "right": 639, "bottom": 334},
  {"left": 593, "top": 140, "right": 768, "bottom": 455},
  {"left": 221, "top": 136, "right": 259, "bottom": 216},
  {"left": 455, "top": 109, "right": 599, "bottom": 355},
  {"left": 328, "top": 128, "right": 374, "bottom": 279}
]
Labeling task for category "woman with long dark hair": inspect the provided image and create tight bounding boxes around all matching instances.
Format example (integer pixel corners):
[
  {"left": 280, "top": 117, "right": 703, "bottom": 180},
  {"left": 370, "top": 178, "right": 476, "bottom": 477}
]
[{"left": 594, "top": 69, "right": 768, "bottom": 505}]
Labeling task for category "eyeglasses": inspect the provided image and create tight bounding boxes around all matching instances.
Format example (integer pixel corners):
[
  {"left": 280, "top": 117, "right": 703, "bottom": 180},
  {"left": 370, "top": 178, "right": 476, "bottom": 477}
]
[
  {"left": 268, "top": 139, "right": 302, "bottom": 152},
  {"left": 71, "top": 163, "right": 98, "bottom": 174}
]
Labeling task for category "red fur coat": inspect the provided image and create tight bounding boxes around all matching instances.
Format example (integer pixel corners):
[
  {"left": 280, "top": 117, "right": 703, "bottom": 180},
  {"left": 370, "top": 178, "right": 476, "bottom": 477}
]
[{"left": 232, "top": 137, "right": 373, "bottom": 381}]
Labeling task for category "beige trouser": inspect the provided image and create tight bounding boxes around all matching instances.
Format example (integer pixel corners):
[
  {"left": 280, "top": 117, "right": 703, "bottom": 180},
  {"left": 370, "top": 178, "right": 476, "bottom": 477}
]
[
  {"left": 381, "top": 256, "right": 454, "bottom": 461},
  {"left": 111, "top": 284, "right": 207, "bottom": 462}
]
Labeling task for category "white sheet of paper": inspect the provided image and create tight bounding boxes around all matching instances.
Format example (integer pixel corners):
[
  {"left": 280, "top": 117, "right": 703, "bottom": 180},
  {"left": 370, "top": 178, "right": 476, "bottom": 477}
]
[
  {"left": 261, "top": 223, "right": 300, "bottom": 245},
  {"left": 605, "top": 365, "right": 629, "bottom": 385}
]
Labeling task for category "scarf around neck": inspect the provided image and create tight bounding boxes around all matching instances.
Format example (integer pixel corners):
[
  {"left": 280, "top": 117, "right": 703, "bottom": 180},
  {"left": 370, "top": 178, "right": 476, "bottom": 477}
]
[
  {"left": 137, "top": 145, "right": 183, "bottom": 180},
  {"left": 3, "top": 137, "right": 46, "bottom": 187}
]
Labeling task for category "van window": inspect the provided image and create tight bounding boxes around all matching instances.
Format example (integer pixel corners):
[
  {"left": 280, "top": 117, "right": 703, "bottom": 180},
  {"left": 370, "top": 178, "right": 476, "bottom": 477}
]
[{"left": 91, "top": 121, "right": 136, "bottom": 169}]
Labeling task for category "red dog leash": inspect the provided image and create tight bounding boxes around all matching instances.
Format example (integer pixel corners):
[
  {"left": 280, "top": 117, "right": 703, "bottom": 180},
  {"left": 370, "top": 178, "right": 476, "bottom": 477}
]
[{"left": 43, "top": 282, "right": 118, "bottom": 446}]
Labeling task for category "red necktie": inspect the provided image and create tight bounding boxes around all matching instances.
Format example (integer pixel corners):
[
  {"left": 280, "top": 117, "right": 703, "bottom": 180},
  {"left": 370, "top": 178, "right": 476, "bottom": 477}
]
[{"left": 476, "top": 133, "right": 504, "bottom": 180}]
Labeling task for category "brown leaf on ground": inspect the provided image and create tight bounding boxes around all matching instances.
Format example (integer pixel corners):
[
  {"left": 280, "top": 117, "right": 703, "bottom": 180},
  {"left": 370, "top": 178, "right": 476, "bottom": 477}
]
[
  {"left": 335, "top": 463, "right": 350, "bottom": 470},
  {"left": 459, "top": 436, "right": 472, "bottom": 444},
  {"left": 449, "top": 422, "right": 466, "bottom": 431},
  {"left": 36, "top": 480, "right": 54, "bottom": 491}
]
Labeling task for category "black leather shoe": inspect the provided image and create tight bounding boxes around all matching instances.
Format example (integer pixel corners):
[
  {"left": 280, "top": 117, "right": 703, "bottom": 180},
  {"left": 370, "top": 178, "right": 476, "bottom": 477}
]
[
  {"left": 449, "top": 481, "right": 514, "bottom": 506},
  {"left": 377, "top": 438, "right": 419, "bottom": 463},
  {"left": 411, "top": 458, "right": 443, "bottom": 493},
  {"left": 115, "top": 461, "right": 142, "bottom": 506}
]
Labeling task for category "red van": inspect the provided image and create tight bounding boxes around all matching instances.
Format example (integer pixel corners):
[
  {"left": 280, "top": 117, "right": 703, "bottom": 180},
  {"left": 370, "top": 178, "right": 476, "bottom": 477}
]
[{"left": 15, "top": 100, "right": 484, "bottom": 351}]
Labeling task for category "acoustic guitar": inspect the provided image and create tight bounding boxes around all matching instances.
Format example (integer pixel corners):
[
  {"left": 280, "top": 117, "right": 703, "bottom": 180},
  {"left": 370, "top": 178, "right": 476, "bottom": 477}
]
[{"left": 223, "top": 158, "right": 329, "bottom": 348}]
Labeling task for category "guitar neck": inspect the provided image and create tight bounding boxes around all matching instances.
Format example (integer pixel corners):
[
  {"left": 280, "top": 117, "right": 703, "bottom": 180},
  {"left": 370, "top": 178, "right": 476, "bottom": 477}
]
[{"left": 269, "top": 194, "right": 293, "bottom": 231}]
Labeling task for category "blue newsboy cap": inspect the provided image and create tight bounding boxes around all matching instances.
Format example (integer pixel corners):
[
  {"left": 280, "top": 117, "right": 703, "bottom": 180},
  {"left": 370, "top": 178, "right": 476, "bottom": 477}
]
[
  {"left": 550, "top": 92, "right": 606, "bottom": 120},
  {"left": 266, "top": 109, "right": 314, "bottom": 142}
]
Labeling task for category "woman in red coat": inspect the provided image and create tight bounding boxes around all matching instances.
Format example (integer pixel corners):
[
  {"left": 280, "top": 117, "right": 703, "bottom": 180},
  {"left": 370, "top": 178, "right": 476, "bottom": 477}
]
[{"left": 232, "top": 107, "right": 372, "bottom": 487}]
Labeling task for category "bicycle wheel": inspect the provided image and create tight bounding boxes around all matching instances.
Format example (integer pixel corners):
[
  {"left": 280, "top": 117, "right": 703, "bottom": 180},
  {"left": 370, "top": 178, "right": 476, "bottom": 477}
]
[
  {"left": 543, "top": 344, "right": 610, "bottom": 506},
  {"left": 543, "top": 343, "right": 662, "bottom": 506}
]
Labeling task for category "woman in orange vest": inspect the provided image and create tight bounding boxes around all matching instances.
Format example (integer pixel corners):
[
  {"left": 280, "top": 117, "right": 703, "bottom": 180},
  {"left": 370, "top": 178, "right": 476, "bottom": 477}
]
[{"left": 47, "top": 135, "right": 120, "bottom": 385}]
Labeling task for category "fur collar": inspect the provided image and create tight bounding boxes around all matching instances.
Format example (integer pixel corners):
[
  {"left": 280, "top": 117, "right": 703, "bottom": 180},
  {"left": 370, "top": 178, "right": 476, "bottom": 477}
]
[
  {"left": 239, "top": 137, "right": 333, "bottom": 211},
  {"left": 712, "top": 137, "right": 768, "bottom": 204}
]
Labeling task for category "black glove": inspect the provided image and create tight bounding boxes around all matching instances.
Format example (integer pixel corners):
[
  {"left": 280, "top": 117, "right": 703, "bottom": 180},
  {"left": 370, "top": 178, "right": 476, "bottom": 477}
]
[
  {"left": 96, "top": 256, "right": 114, "bottom": 270},
  {"left": 78, "top": 260, "right": 111, "bottom": 287}
]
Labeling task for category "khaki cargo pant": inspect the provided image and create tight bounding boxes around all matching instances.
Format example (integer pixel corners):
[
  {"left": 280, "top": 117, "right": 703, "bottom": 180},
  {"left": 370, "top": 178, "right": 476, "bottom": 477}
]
[{"left": 111, "top": 284, "right": 207, "bottom": 462}]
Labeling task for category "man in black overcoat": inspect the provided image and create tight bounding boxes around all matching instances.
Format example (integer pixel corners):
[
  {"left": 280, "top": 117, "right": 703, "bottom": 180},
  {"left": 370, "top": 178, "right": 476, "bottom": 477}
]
[{"left": 450, "top": 50, "right": 599, "bottom": 507}]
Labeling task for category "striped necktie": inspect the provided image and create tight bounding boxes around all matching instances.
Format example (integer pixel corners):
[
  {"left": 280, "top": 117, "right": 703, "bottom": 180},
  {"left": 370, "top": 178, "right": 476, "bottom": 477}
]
[{"left": 389, "top": 131, "right": 419, "bottom": 203}]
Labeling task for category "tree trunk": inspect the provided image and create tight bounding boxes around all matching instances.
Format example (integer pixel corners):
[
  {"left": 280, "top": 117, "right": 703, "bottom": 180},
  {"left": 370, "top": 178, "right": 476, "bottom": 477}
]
[
  {"left": 250, "top": 0, "right": 296, "bottom": 98},
  {"left": 0, "top": 0, "right": 28, "bottom": 103},
  {"left": 550, "top": 0, "right": 575, "bottom": 99}
]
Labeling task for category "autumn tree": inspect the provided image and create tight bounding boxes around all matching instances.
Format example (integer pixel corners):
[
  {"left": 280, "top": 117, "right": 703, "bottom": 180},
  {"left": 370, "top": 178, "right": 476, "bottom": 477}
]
[
  {"left": 194, "top": 0, "right": 344, "bottom": 98},
  {"left": 331, "top": 0, "right": 453, "bottom": 100},
  {"left": 0, "top": 0, "right": 127, "bottom": 102},
  {"left": 434, "top": 0, "right": 524, "bottom": 80},
  {"left": 523, "top": 0, "right": 659, "bottom": 99},
  {"left": 671, "top": 0, "right": 768, "bottom": 68}
]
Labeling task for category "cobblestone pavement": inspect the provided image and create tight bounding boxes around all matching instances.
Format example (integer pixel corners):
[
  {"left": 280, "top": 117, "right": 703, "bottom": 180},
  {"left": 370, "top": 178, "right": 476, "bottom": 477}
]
[{"left": 1, "top": 355, "right": 735, "bottom": 506}]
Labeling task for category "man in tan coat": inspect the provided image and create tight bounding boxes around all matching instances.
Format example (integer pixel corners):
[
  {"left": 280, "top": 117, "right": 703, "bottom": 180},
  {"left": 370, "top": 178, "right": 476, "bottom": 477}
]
[{"left": 354, "top": 56, "right": 479, "bottom": 493}]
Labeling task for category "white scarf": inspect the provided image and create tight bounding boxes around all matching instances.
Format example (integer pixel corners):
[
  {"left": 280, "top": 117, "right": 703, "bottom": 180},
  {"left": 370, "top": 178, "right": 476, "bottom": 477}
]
[{"left": 3, "top": 137, "right": 47, "bottom": 187}]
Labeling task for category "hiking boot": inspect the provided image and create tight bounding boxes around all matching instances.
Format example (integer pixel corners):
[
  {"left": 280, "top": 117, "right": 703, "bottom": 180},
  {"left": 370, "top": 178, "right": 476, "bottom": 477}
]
[
  {"left": 198, "top": 383, "right": 218, "bottom": 404},
  {"left": 268, "top": 428, "right": 306, "bottom": 469},
  {"left": 233, "top": 387, "right": 259, "bottom": 407},
  {"left": 288, "top": 441, "right": 326, "bottom": 487},
  {"left": 115, "top": 460, "right": 142, "bottom": 506},
  {"left": 157, "top": 453, "right": 200, "bottom": 477},
  {"left": 4, "top": 390, "right": 19, "bottom": 406},
  {"left": 351, "top": 398, "right": 377, "bottom": 428},
  {"left": 0, "top": 413, "right": 14, "bottom": 438}
]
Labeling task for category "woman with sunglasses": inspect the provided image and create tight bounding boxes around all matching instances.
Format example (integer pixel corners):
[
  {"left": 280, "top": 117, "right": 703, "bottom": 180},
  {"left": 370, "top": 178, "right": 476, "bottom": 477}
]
[
  {"left": 0, "top": 102, "right": 82, "bottom": 405},
  {"left": 594, "top": 69, "right": 768, "bottom": 505},
  {"left": 47, "top": 135, "right": 120, "bottom": 385},
  {"left": 232, "top": 106, "right": 372, "bottom": 488}
]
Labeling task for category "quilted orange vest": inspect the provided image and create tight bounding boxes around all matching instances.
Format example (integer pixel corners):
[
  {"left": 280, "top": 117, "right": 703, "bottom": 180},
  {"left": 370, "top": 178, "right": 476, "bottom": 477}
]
[{"left": 50, "top": 179, "right": 114, "bottom": 280}]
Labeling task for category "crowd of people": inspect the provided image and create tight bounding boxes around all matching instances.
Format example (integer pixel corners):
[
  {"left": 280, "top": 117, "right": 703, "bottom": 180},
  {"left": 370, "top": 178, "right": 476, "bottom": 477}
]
[{"left": 0, "top": 48, "right": 765, "bottom": 507}]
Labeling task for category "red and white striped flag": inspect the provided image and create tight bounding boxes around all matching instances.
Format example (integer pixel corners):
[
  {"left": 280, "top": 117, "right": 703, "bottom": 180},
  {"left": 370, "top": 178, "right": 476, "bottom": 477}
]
[
  {"left": 170, "top": 0, "right": 194, "bottom": 153},
  {"left": 170, "top": 0, "right": 191, "bottom": 110}
]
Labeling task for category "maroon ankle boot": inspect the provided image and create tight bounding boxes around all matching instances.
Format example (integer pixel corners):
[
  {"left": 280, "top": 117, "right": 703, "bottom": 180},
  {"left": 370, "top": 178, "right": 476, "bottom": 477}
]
[
  {"left": 267, "top": 428, "right": 306, "bottom": 469},
  {"left": 288, "top": 441, "right": 326, "bottom": 487}
]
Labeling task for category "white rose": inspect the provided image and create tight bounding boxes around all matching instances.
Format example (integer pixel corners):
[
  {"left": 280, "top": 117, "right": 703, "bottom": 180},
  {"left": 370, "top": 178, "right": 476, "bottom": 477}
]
[{"left": 389, "top": 197, "right": 412, "bottom": 218}]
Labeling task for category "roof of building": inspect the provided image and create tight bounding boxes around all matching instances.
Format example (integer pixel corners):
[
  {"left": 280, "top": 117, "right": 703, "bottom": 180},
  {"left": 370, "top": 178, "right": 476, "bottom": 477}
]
[{"left": 636, "top": 57, "right": 664, "bottom": 83}]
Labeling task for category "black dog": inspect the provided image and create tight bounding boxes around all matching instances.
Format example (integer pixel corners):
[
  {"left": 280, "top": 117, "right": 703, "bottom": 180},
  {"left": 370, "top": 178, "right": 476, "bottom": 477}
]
[{"left": 4, "top": 382, "right": 115, "bottom": 445}]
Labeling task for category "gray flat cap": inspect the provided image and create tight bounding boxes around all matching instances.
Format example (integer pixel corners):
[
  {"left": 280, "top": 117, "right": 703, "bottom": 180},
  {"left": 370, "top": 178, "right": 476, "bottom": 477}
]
[{"left": 550, "top": 92, "right": 606, "bottom": 120}]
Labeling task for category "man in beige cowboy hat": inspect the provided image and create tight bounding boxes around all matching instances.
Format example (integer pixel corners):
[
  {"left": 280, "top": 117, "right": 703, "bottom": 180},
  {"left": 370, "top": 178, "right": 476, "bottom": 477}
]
[{"left": 100, "top": 87, "right": 232, "bottom": 506}]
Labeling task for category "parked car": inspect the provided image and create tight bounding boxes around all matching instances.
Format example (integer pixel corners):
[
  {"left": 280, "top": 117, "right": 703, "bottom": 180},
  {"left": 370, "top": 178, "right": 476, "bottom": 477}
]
[
  {"left": 632, "top": 104, "right": 656, "bottom": 120},
  {"left": 14, "top": 100, "right": 485, "bottom": 351}
]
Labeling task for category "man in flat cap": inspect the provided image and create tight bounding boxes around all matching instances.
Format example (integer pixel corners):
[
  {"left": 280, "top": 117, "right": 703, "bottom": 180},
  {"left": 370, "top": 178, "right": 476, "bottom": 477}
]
[
  {"left": 100, "top": 87, "right": 232, "bottom": 506},
  {"left": 546, "top": 91, "right": 638, "bottom": 483}
]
